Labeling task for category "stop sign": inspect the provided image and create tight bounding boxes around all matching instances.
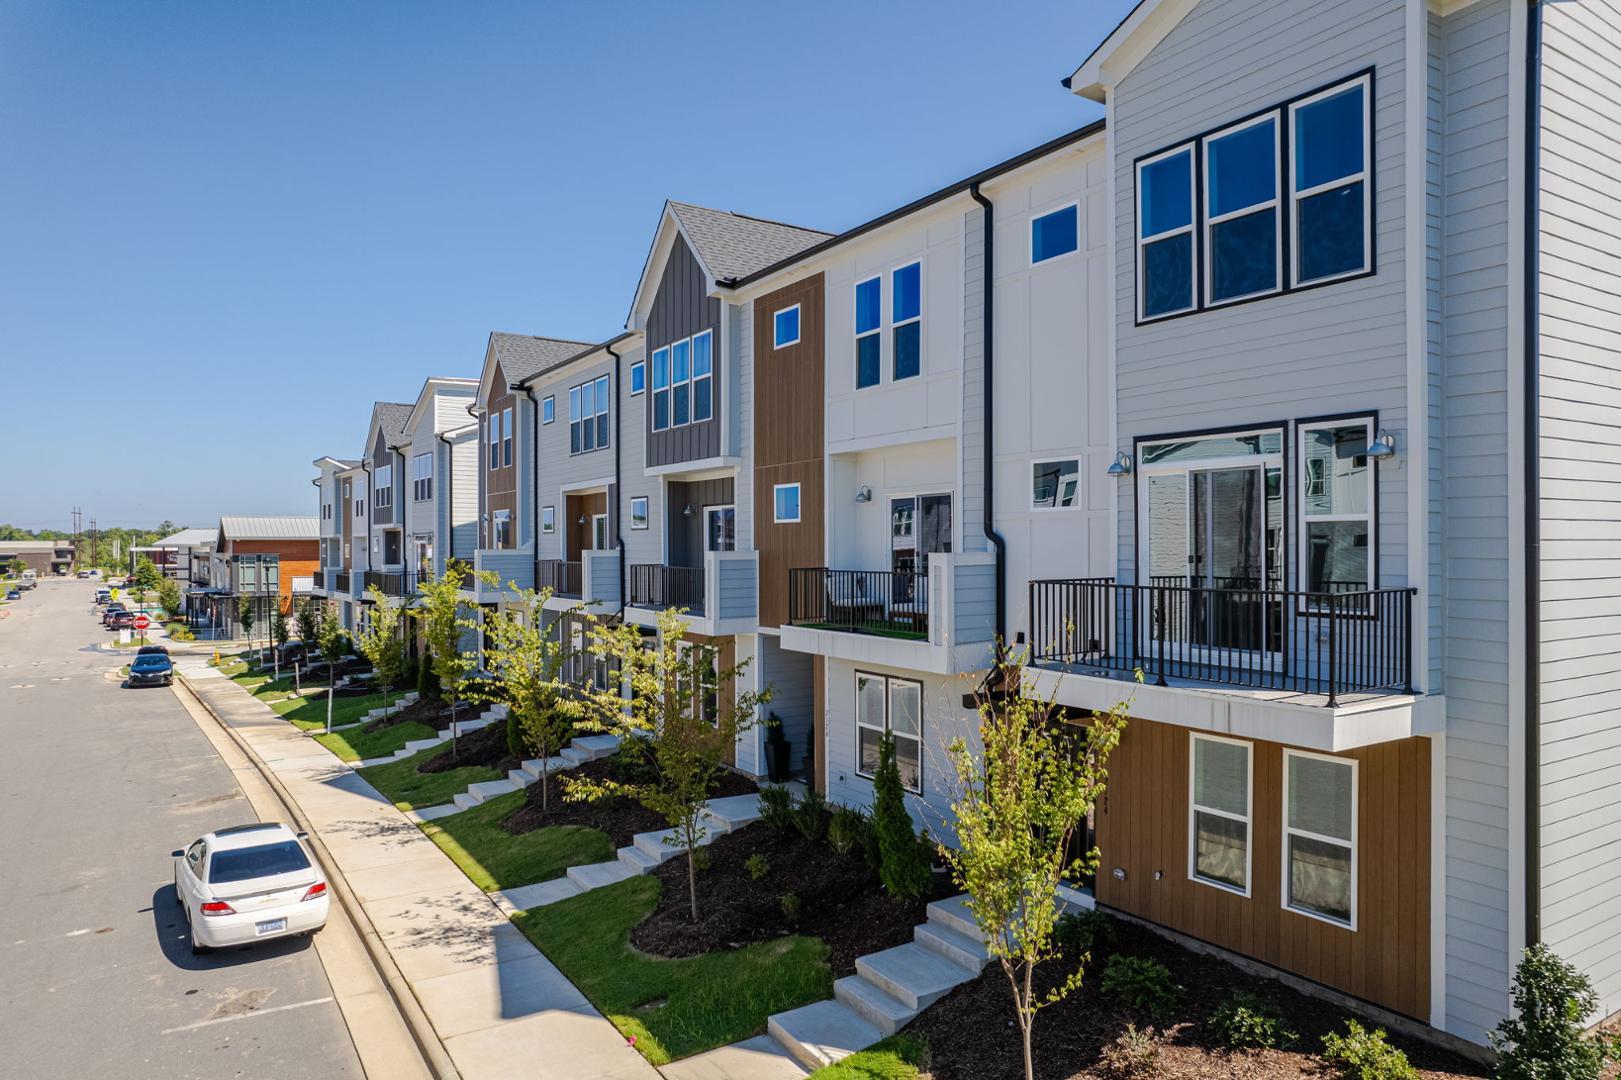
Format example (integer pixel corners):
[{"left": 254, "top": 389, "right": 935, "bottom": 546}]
[{"left": 133, "top": 614, "right": 151, "bottom": 631}]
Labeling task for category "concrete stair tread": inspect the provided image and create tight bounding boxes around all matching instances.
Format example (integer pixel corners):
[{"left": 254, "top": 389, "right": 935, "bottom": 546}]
[
  {"left": 558, "top": 746, "right": 590, "bottom": 765},
  {"left": 914, "top": 920, "right": 990, "bottom": 970},
  {"left": 565, "top": 860, "right": 638, "bottom": 891},
  {"left": 519, "top": 756, "right": 570, "bottom": 778},
  {"left": 406, "top": 803, "right": 460, "bottom": 823},
  {"left": 497, "top": 877, "right": 583, "bottom": 912},
  {"left": 506, "top": 769, "right": 536, "bottom": 787},
  {"left": 632, "top": 830, "right": 686, "bottom": 860},
  {"left": 768, "top": 1000, "right": 882, "bottom": 1070},
  {"left": 617, "top": 845, "right": 661, "bottom": 872},
  {"left": 832, "top": 975, "right": 916, "bottom": 1036},
  {"left": 925, "top": 895, "right": 979, "bottom": 939},
  {"left": 572, "top": 734, "right": 619, "bottom": 756},
  {"left": 466, "top": 779, "right": 518, "bottom": 803},
  {"left": 854, "top": 942, "right": 977, "bottom": 1011},
  {"left": 703, "top": 793, "right": 762, "bottom": 829}
]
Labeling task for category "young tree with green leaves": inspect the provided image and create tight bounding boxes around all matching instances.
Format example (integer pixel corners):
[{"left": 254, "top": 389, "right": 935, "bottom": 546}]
[
  {"left": 573, "top": 606, "right": 769, "bottom": 922},
  {"left": 872, "top": 731, "right": 934, "bottom": 899},
  {"left": 412, "top": 561, "right": 475, "bottom": 757},
  {"left": 468, "top": 575, "right": 579, "bottom": 812},
  {"left": 132, "top": 556, "right": 163, "bottom": 593},
  {"left": 315, "top": 601, "right": 348, "bottom": 735},
  {"left": 356, "top": 586, "right": 407, "bottom": 722},
  {"left": 157, "top": 577, "right": 183, "bottom": 620},
  {"left": 270, "top": 606, "right": 290, "bottom": 682},
  {"left": 941, "top": 653, "right": 1130, "bottom": 1080},
  {"left": 237, "top": 595, "right": 255, "bottom": 647}
]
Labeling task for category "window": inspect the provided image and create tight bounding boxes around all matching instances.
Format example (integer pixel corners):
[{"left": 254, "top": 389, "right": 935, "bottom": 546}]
[
  {"left": 354, "top": 495, "right": 365, "bottom": 518},
  {"left": 1031, "top": 459, "right": 1080, "bottom": 509},
  {"left": 773, "top": 483, "right": 801, "bottom": 523},
  {"left": 1137, "top": 145, "right": 1196, "bottom": 320},
  {"left": 892, "top": 262, "right": 921, "bottom": 380},
  {"left": 672, "top": 338, "right": 690, "bottom": 426},
  {"left": 1204, "top": 114, "right": 1280, "bottom": 304},
  {"left": 1299, "top": 418, "right": 1374, "bottom": 596},
  {"left": 542, "top": 396, "right": 555, "bottom": 424},
  {"left": 629, "top": 361, "right": 645, "bottom": 396},
  {"left": 630, "top": 496, "right": 649, "bottom": 530},
  {"left": 1031, "top": 203, "right": 1079, "bottom": 264},
  {"left": 1189, "top": 734, "right": 1250, "bottom": 894},
  {"left": 569, "top": 375, "right": 610, "bottom": 454},
  {"left": 855, "top": 672, "right": 923, "bottom": 792},
  {"left": 1284, "top": 750, "right": 1356, "bottom": 926},
  {"left": 488, "top": 412, "right": 500, "bottom": 469},
  {"left": 541, "top": 505, "right": 555, "bottom": 535},
  {"left": 1290, "top": 76, "right": 1370, "bottom": 285},
  {"left": 774, "top": 304, "right": 801, "bottom": 348},
  {"left": 855, "top": 276, "right": 881, "bottom": 389},
  {"left": 492, "top": 509, "right": 512, "bottom": 549},
  {"left": 374, "top": 464, "right": 392, "bottom": 509},
  {"left": 412, "top": 453, "right": 433, "bottom": 501},
  {"left": 691, "top": 330, "right": 713, "bottom": 423},
  {"left": 501, "top": 406, "right": 513, "bottom": 467},
  {"left": 651, "top": 347, "right": 670, "bottom": 430}
]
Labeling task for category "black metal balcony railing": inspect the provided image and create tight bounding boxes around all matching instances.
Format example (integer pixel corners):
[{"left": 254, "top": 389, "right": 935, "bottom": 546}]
[
  {"left": 537, "top": 559, "right": 583, "bottom": 598},
  {"left": 787, "top": 567, "right": 930, "bottom": 640},
  {"left": 1027, "top": 577, "right": 1416, "bottom": 706},
  {"left": 312, "top": 569, "right": 325, "bottom": 590},
  {"left": 333, "top": 571, "right": 351, "bottom": 594},
  {"left": 362, "top": 570, "right": 420, "bottom": 598},
  {"left": 629, "top": 564, "right": 705, "bottom": 615}
]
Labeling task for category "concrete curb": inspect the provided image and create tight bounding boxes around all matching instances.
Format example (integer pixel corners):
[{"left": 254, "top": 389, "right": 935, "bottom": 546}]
[{"left": 176, "top": 671, "right": 462, "bottom": 1080}]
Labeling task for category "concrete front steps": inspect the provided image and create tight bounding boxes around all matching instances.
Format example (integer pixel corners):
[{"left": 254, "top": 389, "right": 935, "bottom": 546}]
[
  {"left": 325, "top": 692, "right": 421, "bottom": 731},
  {"left": 447, "top": 733, "right": 623, "bottom": 811},
  {"left": 767, "top": 895, "right": 989, "bottom": 1070},
  {"left": 350, "top": 706, "right": 506, "bottom": 769},
  {"left": 493, "top": 792, "right": 764, "bottom": 914}
]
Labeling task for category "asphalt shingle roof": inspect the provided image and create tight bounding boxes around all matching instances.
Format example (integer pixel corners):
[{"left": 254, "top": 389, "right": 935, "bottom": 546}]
[
  {"left": 375, "top": 402, "right": 413, "bottom": 442},
  {"left": 488, "top": 332, "right": 596, "bottom": 384},
  {"left": 217, "top": 516, "right": 320, "bottom": 541},
  {"left": 667, "top": 202, "right": 832, "bottom": 283}
]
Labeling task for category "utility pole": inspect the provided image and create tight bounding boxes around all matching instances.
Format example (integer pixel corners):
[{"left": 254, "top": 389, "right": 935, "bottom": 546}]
[{"left": 90, "top": 519, "right": 98, "bottom": 568}]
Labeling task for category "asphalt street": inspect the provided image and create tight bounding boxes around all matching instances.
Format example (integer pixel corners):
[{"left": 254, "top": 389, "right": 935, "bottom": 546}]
[{"left": 0, "top": 579, "right": 363, "bottom": 1079}]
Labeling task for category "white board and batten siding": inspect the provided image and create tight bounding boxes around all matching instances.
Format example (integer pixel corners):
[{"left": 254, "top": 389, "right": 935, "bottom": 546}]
[{"left": 1535, "top": 0, "right": 1621, "bottom": 1022}]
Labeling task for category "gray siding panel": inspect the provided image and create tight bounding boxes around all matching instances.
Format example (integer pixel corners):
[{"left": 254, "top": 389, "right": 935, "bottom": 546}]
[
  {"left": 717, "top": 559, "right": 756, "bottom": 621},
  {"left": 647, "top": 233, "right": 722, "bottom": 466},
  {"left": 535, "top": 355, "right": 617, "bottom": 563},
  {"left": 758, "top": 635, "right": 814, "bottom": 775},
  {"left": 962, "top": 205, "right": 987, "bottom": 553},
  {"left": 1536, "top": 0, "right": 1621, "bottom": 1020}
]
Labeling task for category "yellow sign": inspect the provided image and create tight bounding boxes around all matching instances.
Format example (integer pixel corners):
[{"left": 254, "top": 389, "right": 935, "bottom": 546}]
[{"left": 110, "top": 588, "right": 120, "bottom": 601}]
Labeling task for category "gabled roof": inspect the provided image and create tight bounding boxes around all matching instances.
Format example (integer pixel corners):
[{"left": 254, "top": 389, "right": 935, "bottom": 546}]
[
  {"left": 1064, "top": 0, "right": 1199, "bottom": 102},
  {"left": 514, "top": 331, "right": 642, "bottom": 389},
  {"left": 372, "top": 401, "right": 414, "bottom": 450},
  {"left": 153, "top": 528, "right": 216, "bottom": 549},
  {"left": 475, "top": 332, "right": 597, "bottom": 407},
  {"left": 402, "top": 376, "right": 479, "bottom": 437},
  {"left": 217, "top": 516, "right": 319, "bottom": 542}
]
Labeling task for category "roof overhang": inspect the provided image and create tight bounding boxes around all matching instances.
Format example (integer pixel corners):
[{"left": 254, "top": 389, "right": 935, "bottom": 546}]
[
  {"left": 625, "top": 203, "right": 719, "bottom": 332},
  {"left": 515, "top": 331, "right": 642, "bottom": 390},
  {"left": 1066, "top": 0, "right": 1200, "bottom": 103},
  {"left": 403, "top": 376, "right": 478, "bottom": 437}
]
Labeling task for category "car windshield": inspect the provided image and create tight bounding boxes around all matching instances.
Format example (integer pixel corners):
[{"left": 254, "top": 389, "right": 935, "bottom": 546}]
[
  {"left": 208, "top": 841, "right": 310, "bottom": 884},
  {"left": 133, "top": 655, "right": 168, "bottom": 669}
]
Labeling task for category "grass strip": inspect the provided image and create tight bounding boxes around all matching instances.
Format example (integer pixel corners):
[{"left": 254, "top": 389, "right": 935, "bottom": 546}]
[
  {"left": 358, "top": 743, "right": 504, "bottom": 811},
  {"left": 808, "top": 1035, "right": 928, "bottom": 1079},
  {"left": 313, "top": 719, "right": 436, "bottom": 762},
  {"left": 421, "top": 789, "right": 612, "bottom": 891}
]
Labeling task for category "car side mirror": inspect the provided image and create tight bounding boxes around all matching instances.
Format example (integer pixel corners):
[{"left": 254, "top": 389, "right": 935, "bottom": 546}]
[
  {"left": 296, "top": 831, "right": 309, "bottom": 840},
  {"left": 170, "top": 849, "right": 185, "bottom": 858}
]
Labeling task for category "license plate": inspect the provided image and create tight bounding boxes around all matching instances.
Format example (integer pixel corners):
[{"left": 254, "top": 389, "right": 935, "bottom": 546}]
[{"left": 256, "top": 918, "right": 287, "bottom": 935}]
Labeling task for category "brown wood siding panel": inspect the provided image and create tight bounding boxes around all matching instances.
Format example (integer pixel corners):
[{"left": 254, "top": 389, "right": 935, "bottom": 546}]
[
  {"left": 483, "top": 361, "right": 517, "bottom": 548},
  {"left": 567, "top": 491, "right": 607, "bottom": 558},
  {"left": 1093, "top": 718, "right": 1429, "bottom": 1021},
  {"left": 754, "top": 463, "right": 823, "bottom": 628},
  {"left": 678, "top": 632, "right": 737, "bottom": 767},
  {"left": 647, "top": 233, "right": 721, "bottom": 467}
]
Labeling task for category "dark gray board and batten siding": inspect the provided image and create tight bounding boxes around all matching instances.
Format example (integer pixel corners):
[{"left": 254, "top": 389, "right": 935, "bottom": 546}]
[{"left": 647, "top": 233, "right": 722, "bottom": 466}]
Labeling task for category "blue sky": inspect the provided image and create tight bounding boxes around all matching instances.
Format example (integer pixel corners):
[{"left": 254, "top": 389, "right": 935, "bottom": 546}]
[{"left": 0, "top": 1, "right": 1131, "bottom": 530}]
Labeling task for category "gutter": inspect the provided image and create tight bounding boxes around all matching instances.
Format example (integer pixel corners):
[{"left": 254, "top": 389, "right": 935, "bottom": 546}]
[
  {"left": 968, "top": 182, "right": 1007, "bottom": 655},
  {"left": 437, "top": 431, "right": 457, "bottom": 562},
  {"left": 520, "top": 384, "right": 540, "bottom": 570},
  {"left": 607, "top": 341, "right": 628, "bottom": 616},
  {"left": 1522, "top": 0, "right": 1543, "bottom": 949}
]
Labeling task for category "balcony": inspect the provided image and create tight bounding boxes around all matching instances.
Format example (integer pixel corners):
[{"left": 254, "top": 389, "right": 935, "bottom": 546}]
[
  {"left": 537, "top": 559, "right": 583, "bottom": 599},
  {"left": 779, "top": 553, "right": 996, "bottom": 674},
  {"left": 1024, "top": 578, "right": 1437, "bottom": 751},
  {"left": 362, "top": 570, "right": 420, "bottom": 598},
  {"left": 333, "top": 571, "right": 351, "bottom": 595},
  {"left": 470, "top": 546, "right": 534, "bottom": 602},
  {"left": 630, "top": 564, "right": 706, "bottom": 615},
  {"left": 625, "top": 551, "right": 755, "bottom": 635},
  {"left": 312, "top": 569, "right": 325, "bottom": 591}
]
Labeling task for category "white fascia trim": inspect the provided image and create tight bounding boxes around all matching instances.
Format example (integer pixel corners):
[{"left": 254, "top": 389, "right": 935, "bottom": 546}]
[
  {"left": 557, "top": 475, "right": 617, "bottom": 495},
  {"left": 1068, "top": 0, "right": 1202, "bottom": 102},
  {"left": 1405, "top": 0, "right": 1430, "bottom": 693}
]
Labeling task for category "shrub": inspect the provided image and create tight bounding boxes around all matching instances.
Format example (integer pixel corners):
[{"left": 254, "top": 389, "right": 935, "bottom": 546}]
[
  {"left": 169, "top": 625, "right": 196, "bottom": 642},
  {"left": 873, "top": 731, "right": 932, "bottom": 898},
  {"left": 779, "top": 891, "right": 802, "bottom": 921},
  {"left": 828, "top": 806, "right": 866, "bottom": 857},
  {"left": 758, "top": 785, "right": 796, "bottom": 832},
  {"left": 1208, "top": 992, "right": 1296, "bottom": 1050},
  {"left": 1320, "top": 1021, "right": 1418, "bottom": 1080},
  {"left": 745, "top": 853, "right": 770, "bottom": 882},
  {"left": 1492, "top": 942, "right": 1610, "bottom": 1080},
  {"left": 507, "top": 712, "right": 532, "bottom": 761},
  {"left": 417, "top": 645, "right": 440, "bottom": 700},
  {"left": 1101, "top": 956, "right": 1177, "bottom": 1021},
  {"left": 793, "top": 789, "right": 830, "bottom": 842},
  {"left": 1054, "top": 908, "right": 1116, "bottom": 962},
  {"left": 690, "top": 846, "right": 710, "bottom": 873},
  {"left": 1098, "top": 1024, "right": 1160, "bottom": 1078}
]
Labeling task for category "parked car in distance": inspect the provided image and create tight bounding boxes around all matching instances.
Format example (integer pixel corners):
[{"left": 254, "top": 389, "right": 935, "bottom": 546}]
[
  {"left": 108, "top": 610, "right": 137, "bottom": 630},
  {"left": 127, "top": 651, "right": 174, "bottom": 687},
  {"left": 5, "top": 589, "right": 19, "bottom": 601},
  {"left": 171, "top": 823, "right": 328, "bottom": 954},
  {"left": 137, "top": 644, "right": 170, "bottom": 656},
  {"left": 101, "top": 605, "right": 127, "bottom": 626},
  {"left": 94, "top": 588, "right": 111, "bottom": 604},
  {"left": 77, "top": 569, "right": 93, "bottom": 579}
]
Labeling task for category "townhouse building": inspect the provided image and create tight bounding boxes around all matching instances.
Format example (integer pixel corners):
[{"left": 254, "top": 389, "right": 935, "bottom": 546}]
[
  {"left": 150, "top": 528, "right": 216, "bottom": 583},
  {"left": 187, "top": 516, "right": 318, "bottom": 636}
]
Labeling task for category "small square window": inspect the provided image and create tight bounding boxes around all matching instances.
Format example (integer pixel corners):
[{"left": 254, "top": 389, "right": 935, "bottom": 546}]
[
  {"left": 630, "top": 362, "right": 645, "bottom": 395},
  {"left": 773, "top": 483, "right": 801, "bottom": 524},
  {"left": 1031, "top": 459, "right": 1080, "bottom": 509},
  {"left": 630, "top": 496, "right": 649, "bottom": 530},
  {"left": 542, "top": 396, "right": 555, "bottom": 424},
  {"left": 774, "top": 304, "right": 801, "bottom": 349},
  {"left": 1031, "top": 204, "right": 1079, "bottom": 263}
]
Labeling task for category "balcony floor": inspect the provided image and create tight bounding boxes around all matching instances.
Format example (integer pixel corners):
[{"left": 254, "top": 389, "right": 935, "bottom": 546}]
[{"left": 1031, "top": 658, "right": 1410, "bottom": 711}]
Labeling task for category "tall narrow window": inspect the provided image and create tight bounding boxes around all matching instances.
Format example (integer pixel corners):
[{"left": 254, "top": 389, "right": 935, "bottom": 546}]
[
  {"left": 672, "top": 338, "right": 691, "bottom": 426},
  {"left": 1284, "top": 751, "right": 1356, "bottom": 926},
  {"left": 630, "top": 361, "right": 645, "bottom": 396},
  {"left": 1299, "top": 418, "right": 1374, "bottom": 597},
  {"left": 892, "top": 262, "right": 921, "bottom": 380},
  {"left": 855, "top": 277, "right": 881, "bottom": 389},
  {"left": 1031, "top": 204, "right": 1079, "bottom": 264},
  {"left": 374, "top": 464, "right": 392, "bottom": 509},
  {"left": 488, "top": 413, "right": 500, "bottom": 469},
  {"left": 541, "top": 505, "right": 555, "bottom": 535},
  {"left": 651, "top": 347, "right": 670, "bottom": 430},
  {"left": 1290, "top": 76, "right": 1370, "bottom": 285},
  {"left": 542, "top": 396, "right": 555, "bottom": 424},
  {"left": 630, "top": 496, "right": 649, "bottom": 530},
  {"left": 1189, "top": 734, "right": 1250, "bottom": 894},
  {"left": 568, "top": 385, "right": 582, "bottom": 453},
  {"left": 501, "top": 407, "right": 513, "bottom": 467},
  {"left": 594, "top": 374, "right": 611, "bottom": 446},
  {"left": 1204, "top": 114, "right": 1280, "bottom": 303},
  {"left": 691, "top": 330, "right": 713, "bottom": 423},
  {"left": 493, "top": 509, "right": 511, "bottom": 549},
  {"left": 1138, "top": 145, "right": 1195, "bottom": 320},
  {"left": 855, "top": 672, "right": 923, "bottom": 793}
]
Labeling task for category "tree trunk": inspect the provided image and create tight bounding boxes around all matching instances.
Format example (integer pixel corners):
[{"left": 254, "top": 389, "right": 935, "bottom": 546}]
[
  {"left": 1021, "top": 962, "right": 1036, "bottom": 1080},
  {"left": 686, "top": 819, "right": 699, "bottom": 922},
  {"left": 326, "top": 661, "right": 335, "bottom": 734}
]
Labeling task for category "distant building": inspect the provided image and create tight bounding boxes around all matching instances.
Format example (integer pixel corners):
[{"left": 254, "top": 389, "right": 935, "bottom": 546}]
[
  {"left": 148, "top": 528, "right": 217, "bottom": 583},
  {"left": 185, "top": 516, "right": 318, "bottom": 637},
  {"left": 0, "top": 540, "right": 75, "bottom": 576}
]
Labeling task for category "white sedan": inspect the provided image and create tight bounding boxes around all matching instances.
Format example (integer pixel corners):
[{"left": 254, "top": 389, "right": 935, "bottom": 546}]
[{"left": 172, "top": 822, "right": 329, "bottom": 954}]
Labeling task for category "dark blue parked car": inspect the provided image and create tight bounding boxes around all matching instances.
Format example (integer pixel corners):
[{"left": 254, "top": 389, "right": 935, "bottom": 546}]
[{"left": 128, "top": 651, "right": 174, "bottom": 688}]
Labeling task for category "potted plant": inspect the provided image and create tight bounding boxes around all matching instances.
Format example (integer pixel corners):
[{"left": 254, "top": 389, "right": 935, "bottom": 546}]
[{"left": 765, "top": 714, "right": 791, "bottom": 783}]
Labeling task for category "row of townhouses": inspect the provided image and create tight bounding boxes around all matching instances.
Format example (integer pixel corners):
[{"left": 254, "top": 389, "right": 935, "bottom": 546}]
[{"left": 304, "top": 0, "right": 1621, "bottom": 1050}]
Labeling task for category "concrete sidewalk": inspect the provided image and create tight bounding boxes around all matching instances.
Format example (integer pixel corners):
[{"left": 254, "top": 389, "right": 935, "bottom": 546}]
[{"left": 177, "top": 657, "right": 661, "bottom": 1080}]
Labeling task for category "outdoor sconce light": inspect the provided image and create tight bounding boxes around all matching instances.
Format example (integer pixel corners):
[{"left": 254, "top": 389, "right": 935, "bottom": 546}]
[
  {"left": 1106, "top": 451, "right": 1133, "bottom": 478},
  {"left": 577, "top": 515, "right": 586, "bottom": 525},
  {"left": 854, "top": 485, "right": 872, "bottom": 503},
  {"left": 683, "top": 504, "right": 694, "bottom": 517},
  {"left": 1366, "top": 429, "right": 1397, "bottom": 461}
]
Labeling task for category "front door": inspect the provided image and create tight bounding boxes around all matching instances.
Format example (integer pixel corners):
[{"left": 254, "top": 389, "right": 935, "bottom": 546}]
[
  {"left": 705, "top": 506, "right": 735, "bottom": 552},
  {"left": 890, "top": 494, "right": 950, "bottom": 600}
]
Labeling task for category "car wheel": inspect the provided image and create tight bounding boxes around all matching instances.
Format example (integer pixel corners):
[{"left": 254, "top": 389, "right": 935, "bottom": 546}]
[{"left": 190, "top": 922, "right": 209, "bottom": 956}]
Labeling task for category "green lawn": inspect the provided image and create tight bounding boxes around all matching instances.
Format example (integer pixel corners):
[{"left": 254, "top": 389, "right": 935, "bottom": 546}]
[
  {"left": 276, "top": 690, "right": 408, "bottom": 731},
  {"left": 808, "top": 1035, "right": 928, "bottom": 1079},
  {"left": 358, "top": 742, "right": 504, "bottom": 810},
  {"left": 313, "top": 718, "right": 436, "bottom": 762},
  {"left": 512, "top": 875, "right": 831, "bottom": 1065},
  {"left": 422, "top": 790, "right": 613, "bottom": 891}
]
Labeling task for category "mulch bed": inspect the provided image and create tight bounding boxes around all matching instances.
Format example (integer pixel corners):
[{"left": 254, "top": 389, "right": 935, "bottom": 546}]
[
  {"left": 417, "top": 717, "right": 520, "bottom": 775},
  {"left": 630, "top": 821, "right": 956, "bottom": 977},
  {"left": 362, "top": 695, "right": 480, "bottom": 734},
  {"left": 909, "top": 912, "right": 1491, "bottom": 1080},
  {"left": 501, "top": 756, "right": 758, "bottom": 851}
]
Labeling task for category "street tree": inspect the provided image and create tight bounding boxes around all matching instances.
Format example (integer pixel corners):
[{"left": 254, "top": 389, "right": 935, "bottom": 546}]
[
  {"left": 132, "top": 556, "right": 163, "bottom": 593},
  {"left": 237, "top": 596, "right": 255, "bottom": 647},
  {"left": 941, "top": 653, "right": 1130, "bottom": 1080},
  {"left": 356, "top": 586, "right": 407, "bottom": 722},
  {"left": 412, "top": 561, "right": 475, "bottom": 757},
  {"left": 315, "top": 601, "right": 348, "bottom": 735},
  {"left": 270, "top": 606, "right": 290, "bottom": 681},
  {"left": 157, "top": 577, "right": 183, "bottom": 620},
  {"left": 572, "top": 606, "right": 769, "bottom": 922}
]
